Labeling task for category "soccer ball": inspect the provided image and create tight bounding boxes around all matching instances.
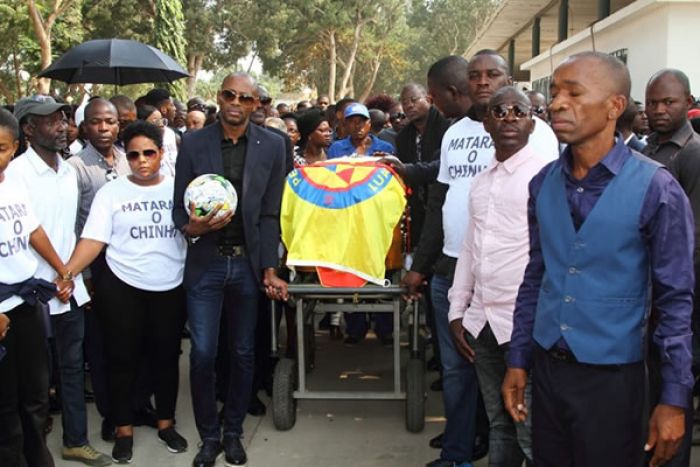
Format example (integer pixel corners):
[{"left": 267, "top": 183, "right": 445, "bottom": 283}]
[{"left": 184, "top": 174, "right": 238, "bottom": 218}]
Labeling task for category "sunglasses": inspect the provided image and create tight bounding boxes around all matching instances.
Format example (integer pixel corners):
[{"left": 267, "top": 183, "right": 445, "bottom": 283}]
[
  {"left": 259, "top": 96, "right": 272, "bottom": 105},
  {"left": 390, "top": 112, "right": 406, "bottom": 120},
  {"left": 126, "top": 149, "right": 159, "bottom": 161},
  {"left": 532, "top": 106, "right": 547, "bottom": 116},
  {"left": 490, "top": 104, "right": 532, "bottom": 120},
  {"left": 220, "top": 89, "right": 256, "bottom": 105},
  {"left": 149, "top": 118, "right": 168, "bottom": 128}
]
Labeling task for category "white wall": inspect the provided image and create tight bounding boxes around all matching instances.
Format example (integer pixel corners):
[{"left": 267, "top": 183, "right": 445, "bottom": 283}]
[{"left": 523, "top": 0, "right": 700, "bottom": 101}]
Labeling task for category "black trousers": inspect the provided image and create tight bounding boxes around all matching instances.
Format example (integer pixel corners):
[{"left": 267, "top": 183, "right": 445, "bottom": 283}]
[
  {"left": 532, "top": 346, "right": 645, "bottom": 467},
  {"left": 96, "top": 267, "right": 186, "bottom": 427},
  {"left": 0, "top": 302, "right": 54, "bottom": 467}
]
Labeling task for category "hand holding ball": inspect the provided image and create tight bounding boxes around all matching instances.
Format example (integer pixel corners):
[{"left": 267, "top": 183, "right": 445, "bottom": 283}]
[{"left": 184, "top": 174, "right": 238, "bottom": 219}]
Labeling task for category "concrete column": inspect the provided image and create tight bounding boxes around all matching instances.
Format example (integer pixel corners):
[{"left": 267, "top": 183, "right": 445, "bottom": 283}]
[
  {"left": 598, "top": 0, "right": 611, "bottom": 20},
  {"left": 532, "top": 16, "right": 541, "bottom": 56},
  {"left": 508, "top": 39, "right": 515, "bottom": 74},
  {"left": 558, "top": 0, "right": 569, "bottom": 42}
]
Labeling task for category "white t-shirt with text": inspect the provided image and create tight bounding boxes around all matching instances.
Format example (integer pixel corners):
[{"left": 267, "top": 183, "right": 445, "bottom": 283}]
[
  {"left": 437, "top": 116, "right": 558, "bottom": 258},
  {"left": 0, "top": 177, "right": 40, "bottom": 312},
  {"left": 81, "top": 176, "right": 186, "bottom": 291}
]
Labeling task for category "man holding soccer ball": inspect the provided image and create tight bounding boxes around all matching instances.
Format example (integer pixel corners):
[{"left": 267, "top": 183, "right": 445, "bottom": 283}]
[{"left": 172, "top": 72, "right": 288, "bottom": 467}]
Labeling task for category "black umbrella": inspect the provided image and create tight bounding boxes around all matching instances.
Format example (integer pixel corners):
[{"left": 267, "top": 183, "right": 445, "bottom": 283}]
[{"left": 38, "top": 38, "right": 189, "bottom": 85}]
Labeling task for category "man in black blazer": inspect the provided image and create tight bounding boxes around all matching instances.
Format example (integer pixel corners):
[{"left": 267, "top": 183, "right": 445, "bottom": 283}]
[{"left": 172, "top": 72, "right": 288, "bottom": 467}]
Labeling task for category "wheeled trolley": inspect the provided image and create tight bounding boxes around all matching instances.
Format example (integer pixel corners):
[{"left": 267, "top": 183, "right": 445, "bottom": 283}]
[{"left": 270, "top": 284, "right": 426, "bottom": 433}]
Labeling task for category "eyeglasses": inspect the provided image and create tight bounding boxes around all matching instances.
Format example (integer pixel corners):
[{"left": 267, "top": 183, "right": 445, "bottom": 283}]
[
  {"left": 259, "top": 96, "right": 272, "bottom": 105},
  {"left": 105, "top": 167, "right": 117, "bottom": 182},
  {"left": 126, "top": 149, "right": 159, "bottom": 161},
  {"left": 532, "top": 106, "right": 547, "bottom": 116},
  {"left": 148, "top": 118, "right": 168, "bottom": 128},
  {"left": 390, "top": 112, "right": 406, "bottom": 121},
  {"left": 489, "top": 104, "right": 532, "bottom": 120},
  {"left": 220, "top": 89, "right": 256, "bottom": 105}
]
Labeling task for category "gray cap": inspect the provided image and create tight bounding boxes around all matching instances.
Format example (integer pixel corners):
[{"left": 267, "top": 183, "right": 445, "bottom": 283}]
[{"left": 14, "top": 95, "right": 69, "bottom": 124}]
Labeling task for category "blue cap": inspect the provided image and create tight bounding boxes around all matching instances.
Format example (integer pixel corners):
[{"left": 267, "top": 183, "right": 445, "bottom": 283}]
[{"left": 343, "top": 103, "right": 370, "bottom": 119}]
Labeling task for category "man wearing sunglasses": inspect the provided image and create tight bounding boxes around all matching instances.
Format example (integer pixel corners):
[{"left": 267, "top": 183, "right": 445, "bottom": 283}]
[
  {"left": 173, "top": 72, "right": 288, "bottom": 467},
  {"left": 448, "top": 86, "right": 549, "bottom": 466},
  {"left": 526, "top": 90, "right": 548, "bottom": 123}
]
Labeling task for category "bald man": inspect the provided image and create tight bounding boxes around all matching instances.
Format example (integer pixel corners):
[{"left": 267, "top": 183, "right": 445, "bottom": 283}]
[
  {"left": 504, "top": 52, "right": 693, "bottom": 467},
  {"left": 186, "top": 110, "right": 206, "bottom": 132}
]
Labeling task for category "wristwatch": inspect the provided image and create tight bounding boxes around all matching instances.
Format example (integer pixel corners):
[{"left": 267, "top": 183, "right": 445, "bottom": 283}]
[{"left": 61, "top": 271, "right": 74, "bottom": 281}]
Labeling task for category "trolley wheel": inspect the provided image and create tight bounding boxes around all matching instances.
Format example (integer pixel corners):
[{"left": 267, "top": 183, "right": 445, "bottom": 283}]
[
  {"left": 405, "top": 358, "right": 425, "bottom": 433},
  {"left": 272, "top": 358, "right": 297, "bottom": 430}
]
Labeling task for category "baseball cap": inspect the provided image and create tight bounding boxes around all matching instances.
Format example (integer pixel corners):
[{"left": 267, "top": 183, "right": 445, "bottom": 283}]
[
  {"left": 13, "top": 95, "right": 69, "bottom": 124},
  {"left": 344, "top": 103, "right": 370, "bottom": 119}
]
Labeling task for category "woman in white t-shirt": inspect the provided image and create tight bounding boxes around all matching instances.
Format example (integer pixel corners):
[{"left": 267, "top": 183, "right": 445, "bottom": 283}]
[
  {"left": 0, "top": 108, "right": 74, "bottom": 466},
  {"left": 66, "top": 121, "right": 187, "bottom": 463}
]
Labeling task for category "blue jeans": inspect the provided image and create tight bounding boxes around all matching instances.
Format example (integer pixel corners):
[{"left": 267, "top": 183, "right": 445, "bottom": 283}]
[
  {"left": 51, "top": 302, "right": 88, "bottom": 447},
  {"left": 467, "top": 324, "right": 532, "bottom": 467},
  {"left": 187, "top": 255, "right": 259, "bottom": 441},
  {"left": 431, "top": 274, "right": 479, "bottom": 462}
]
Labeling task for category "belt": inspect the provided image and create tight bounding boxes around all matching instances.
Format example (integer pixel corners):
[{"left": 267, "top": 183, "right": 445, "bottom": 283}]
[
  {"left": 546, "top": 347, "right": 578, "bottom": 363},
  {"left": 217, "top": 244, "right": 246, "bottom": 257}
]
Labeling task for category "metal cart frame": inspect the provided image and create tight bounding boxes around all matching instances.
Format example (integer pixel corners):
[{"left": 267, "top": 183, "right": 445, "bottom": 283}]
[{"left": 271, "top": 284, "right": 426, "bottom": 432}]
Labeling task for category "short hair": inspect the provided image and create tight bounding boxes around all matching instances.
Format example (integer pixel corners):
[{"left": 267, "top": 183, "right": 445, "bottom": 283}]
[
  {"left": 617, "top": 99, "right": 637, "bottom": 131},
  {"left": 369, "top": 109, "right": 387, "bottom": 133},
  {"left": 221, "top": 72, "right": 257, "bottom": 91},
  {"left": 489, "top": 86, "right": 531, "bottom": 107},
  {"left": 335, "top": 98, "right": 356, "bottom": 114},
  {"left": 144, "top": 88, "right": 172, "bottom": 108},
  {"left": 365, "top": 94, "right": 397, "bottom": 113},
  {"left": 647, "top": 68, "right": 691, "bottom": 96},
  {"left": 137, "top": 105, "right": 159, "bottom": 121},
  {"left": 0, "top": 107, "right": 19, "bottom": 139},
  {"left": 401, "top": 82, "right": 427, "bottom": 96},
  {"left": 427, "top": 55, "right": 470, "bottom": 94},
  {"left": 264, "top": 117, "right": 287, "bottom": 133},
  {"left": 564, "top": 51, "right": 631, "bottom": 97},
  {"left": 110, "top": 95, "right": 136, "bottom": 113},
  {"left": 84, "top": 97, "right": 118, "bottom": 120},
  {"left": 472, "top": 49, "right": 511, "bottom": 74},
  {"left": 122, "top": 120, "right": 163, "bottom": 149}
]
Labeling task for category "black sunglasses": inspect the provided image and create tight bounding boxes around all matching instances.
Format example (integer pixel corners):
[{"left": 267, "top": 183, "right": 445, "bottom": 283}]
[
  {"left": 532, "top": 105, "right": 547, "bottom": 116},
  {"left": 126, "top": 149, "right": 159, "bottom": 161},
  {"left": 259, "top": 96, "right": 272, "bottom": 105},
  {"left": 220, "top": 89, "right": 256, "bottom": 105},
  {"left": 490, "top": 104, "right": 531, "bottom": 120},
  {"left": 390, "top": 112, "right": 406, "bottom": 120}
]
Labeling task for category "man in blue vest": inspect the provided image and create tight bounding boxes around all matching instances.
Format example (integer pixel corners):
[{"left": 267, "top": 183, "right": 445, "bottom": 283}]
[{"left": 503, "top": 51, "right": 694, "bottom": 467}]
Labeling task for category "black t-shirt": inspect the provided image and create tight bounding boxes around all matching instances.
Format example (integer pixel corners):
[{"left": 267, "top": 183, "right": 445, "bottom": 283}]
[{"left": 219, "top": 133, "right": 247, "bottom": 246}]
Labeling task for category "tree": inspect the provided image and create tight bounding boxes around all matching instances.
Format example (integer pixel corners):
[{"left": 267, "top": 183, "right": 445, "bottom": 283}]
[{"left": 154, "top": 0, "right": 188, "bottom": 100}]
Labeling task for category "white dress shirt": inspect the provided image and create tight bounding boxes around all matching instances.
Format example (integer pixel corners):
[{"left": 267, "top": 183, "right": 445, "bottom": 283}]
[
  {"left": 447, "top": 145, "right": 549, "bottom": 344},
  {"left": 7, "top": 147, "right": 90, "bottom": 315}
]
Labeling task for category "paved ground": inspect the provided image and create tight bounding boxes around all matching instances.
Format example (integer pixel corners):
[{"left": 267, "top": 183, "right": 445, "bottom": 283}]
[{"left": 48, "top": 326, "right": 700, "bottom": 467}]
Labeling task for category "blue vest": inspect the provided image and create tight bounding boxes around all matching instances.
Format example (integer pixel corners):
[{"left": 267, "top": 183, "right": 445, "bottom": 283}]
[{"left": 533, "top": 154, "right": 658, "bottom": 364}]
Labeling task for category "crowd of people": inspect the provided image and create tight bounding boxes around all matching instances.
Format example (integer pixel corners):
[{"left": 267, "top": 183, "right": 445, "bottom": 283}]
[{"left": 1, "top": 46, "right": 700, "bottom": 467}]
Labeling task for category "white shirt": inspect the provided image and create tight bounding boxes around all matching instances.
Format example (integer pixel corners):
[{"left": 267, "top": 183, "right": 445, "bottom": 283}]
[
  {"left": 6, "top": 148, "right": 90, "bottom": 314},
  {"left": 437, "top": 116, "right": 558, "bottom": 258},
  {"left": 447, "top": 145, "right": 550, "bottom": 344},
  {"left": 0, "top": 177, "right": 40, "bottom": 313},
  {"left": 81, "top": 176, "right": 186, "bottom": 291},
  {"left": 160, "top": 127, "right": 178, "bottom": 177}
]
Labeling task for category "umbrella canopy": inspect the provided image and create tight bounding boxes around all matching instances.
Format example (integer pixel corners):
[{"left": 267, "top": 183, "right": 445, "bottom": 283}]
[{"left": 38, "top": 38, "right": 189, "bottom": 85}]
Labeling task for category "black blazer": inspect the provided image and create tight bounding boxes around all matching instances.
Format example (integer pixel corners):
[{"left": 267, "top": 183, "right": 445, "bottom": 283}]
[{"left": 173, "top": 121, "right": 287, "bottom": 287}]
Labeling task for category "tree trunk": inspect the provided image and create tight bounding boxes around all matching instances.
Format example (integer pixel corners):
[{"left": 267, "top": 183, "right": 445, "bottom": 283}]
[
  {"left": 359, "top": 56, "right": 382, "bottom": 102},
  {"left": 338, "top": 16, "right": 364, "bottom": 98},
  {"left": 327, "top": 29, "right": 337, "bottom": 103},
  {"left": 187, "top": 53, "right": 203, "bottom": 98}
]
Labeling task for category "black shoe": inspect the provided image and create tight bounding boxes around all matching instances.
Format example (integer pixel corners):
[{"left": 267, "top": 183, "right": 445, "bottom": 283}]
[
  {"left": 430, "top": 378, "right": 443, "bottom": 391},
  {"left": 429, "top": 433, "right": 443, "bottom": 449},
  {"left": 247, "top": 395, "right": 266, "bottom": 416},
  {"left": 112, "top": 436, "right": 133, "bottom": 464},
  {"left": 158, "top": 426, "right": 188, "bottom": 453},
  {"left": 427, "top": 356, "right": 441, "bottom": 372},
  {"left": 344, "top": 335, "right": 361, "bottom": 345},
  {"left": 101, "top": 418, "right": 116, "bottom": 442},
  {"left": 192, "top": 440, "right": 222, "bottom": 467},
  {"left": 133, "top": 404, "right": 158, "bottom": 428},
  {"left": 223, "top": 436, "right": 247, "bottom": 466},
  {"left": 472, "top": 434, "right": 489, "bottom": 461}
]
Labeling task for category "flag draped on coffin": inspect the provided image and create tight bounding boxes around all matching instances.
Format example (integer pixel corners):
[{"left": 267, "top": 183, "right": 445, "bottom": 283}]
[{"left": 281, "top": 158, "right": 406, "bottom": 287}]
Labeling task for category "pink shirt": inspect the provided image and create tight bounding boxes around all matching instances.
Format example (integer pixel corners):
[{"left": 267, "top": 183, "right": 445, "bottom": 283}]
[{"left": 447, "top": 145, "right": 550, "bottom": 344}]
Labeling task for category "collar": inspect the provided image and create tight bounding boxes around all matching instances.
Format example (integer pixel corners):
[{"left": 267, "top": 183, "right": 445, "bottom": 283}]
[
  {"left": 490, "top": 145, "right": 535, "bottom": 174},
  {"left": 220, "top": 121, "right": 251, "bottom": 143},
  {"left": 562, "top": 133, "right": 628, "bottom": 176},
  {"left": 647, "top": 120, "right": 694, "bottom": 147},
  {"left": 82, "top": 141, "right": 123, "bottom": 164},
  {"left": 23, "top": 145, "right": 68, "bottom": 176}
]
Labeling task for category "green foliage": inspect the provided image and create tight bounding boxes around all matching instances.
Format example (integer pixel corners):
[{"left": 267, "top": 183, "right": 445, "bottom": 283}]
[{"left": 155, "top": 0, "right": 188, "bottom": 100}]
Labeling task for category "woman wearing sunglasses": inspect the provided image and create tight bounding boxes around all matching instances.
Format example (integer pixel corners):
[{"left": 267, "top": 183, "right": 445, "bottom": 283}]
[{"left": 65, "top": 121, "right": 187, "bottom": 464}]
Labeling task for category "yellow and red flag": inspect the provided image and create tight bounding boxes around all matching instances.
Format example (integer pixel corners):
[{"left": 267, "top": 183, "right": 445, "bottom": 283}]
[{"left": 281, "top": 158, "right": 406, "bottom": 286}]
